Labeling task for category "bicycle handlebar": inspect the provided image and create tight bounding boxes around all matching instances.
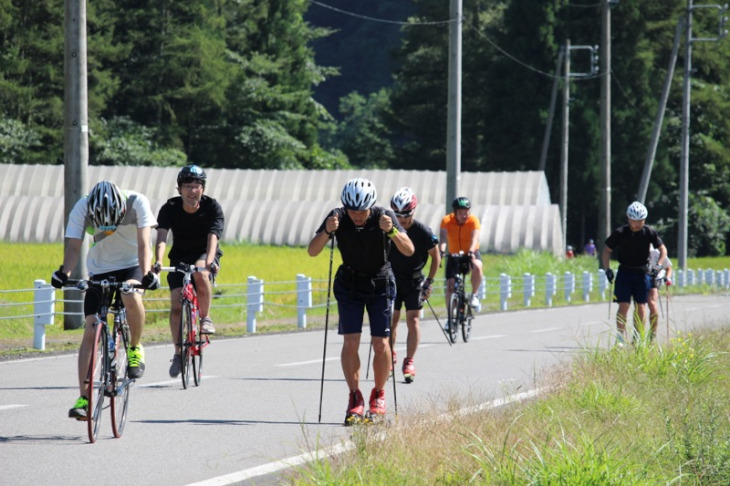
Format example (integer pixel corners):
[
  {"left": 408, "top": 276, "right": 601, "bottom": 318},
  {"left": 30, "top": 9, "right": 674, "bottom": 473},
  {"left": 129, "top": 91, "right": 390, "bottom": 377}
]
[
  {"left": 64, "top": 279, "right": 146, "bottom": 292},
  {"left": 158, "top": 264, "right": 217, "bottom": 287}
]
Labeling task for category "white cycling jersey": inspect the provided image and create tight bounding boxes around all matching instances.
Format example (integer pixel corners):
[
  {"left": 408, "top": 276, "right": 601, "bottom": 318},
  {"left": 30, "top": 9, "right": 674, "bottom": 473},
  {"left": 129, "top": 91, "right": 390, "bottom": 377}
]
[{"left": 65, "top": 190, "right": 157, "bottom": 275}]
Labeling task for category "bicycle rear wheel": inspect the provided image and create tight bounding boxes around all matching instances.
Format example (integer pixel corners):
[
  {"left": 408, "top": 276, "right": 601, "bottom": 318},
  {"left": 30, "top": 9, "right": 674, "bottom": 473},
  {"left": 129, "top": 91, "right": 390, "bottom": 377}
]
[
  {"left": 192, "top": 320, "right": 203, "bottom": 386},
  {"left": 448, "top": 293, "right": 460, "bottom": 343},
  {"left": 110, "top": 321, "right": 130, "bottom": 438},
  {"left": 461, "top": 305, "right": 473, "bottom": 343},
  {"left": 86, "top": 323, "right": 107, "bottom": 443},
  {"left": 180, "top": 301, "right": 193, "bottom": 389}
]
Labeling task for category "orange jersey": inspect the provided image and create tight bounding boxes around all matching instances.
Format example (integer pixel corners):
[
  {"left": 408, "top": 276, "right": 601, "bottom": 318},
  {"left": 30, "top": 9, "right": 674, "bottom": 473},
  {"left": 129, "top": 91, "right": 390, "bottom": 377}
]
[{"left": 440, "top": 213, "right": 480, "bottom": 252}]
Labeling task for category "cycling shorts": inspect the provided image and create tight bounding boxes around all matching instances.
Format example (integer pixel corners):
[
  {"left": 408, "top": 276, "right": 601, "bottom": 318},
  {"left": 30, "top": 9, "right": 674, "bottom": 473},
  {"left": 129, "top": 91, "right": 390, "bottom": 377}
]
[
  {"left": 84, "top": 266, "right": 142, "bottom": 317},
  {"left": 445, "top": 251, "right": 481, "bottom": 280},
  {"left": 167, "top": 253, "right": 220, "bottom": 290}
]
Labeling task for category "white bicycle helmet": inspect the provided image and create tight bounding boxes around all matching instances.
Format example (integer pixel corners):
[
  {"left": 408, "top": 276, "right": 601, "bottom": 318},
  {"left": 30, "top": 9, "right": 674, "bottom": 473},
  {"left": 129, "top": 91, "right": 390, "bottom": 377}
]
[
  {"left": 341, "top": 178, "right": 377, "bottom": 210},
  {"left": 626, "top": 201, "right": 648, "bottom": 221},
  {"left": 87, "top": 181, "right": 126, "bottom": 230},
  {"left": 390, "top": 187, "right": 417, "bottom": 215}
]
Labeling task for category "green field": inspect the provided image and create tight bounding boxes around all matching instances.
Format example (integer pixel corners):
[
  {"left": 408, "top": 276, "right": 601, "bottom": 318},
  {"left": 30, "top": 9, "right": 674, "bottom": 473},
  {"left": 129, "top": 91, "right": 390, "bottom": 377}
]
[{"left": 1, "top": 242, "right": 728, "bottom": 356}]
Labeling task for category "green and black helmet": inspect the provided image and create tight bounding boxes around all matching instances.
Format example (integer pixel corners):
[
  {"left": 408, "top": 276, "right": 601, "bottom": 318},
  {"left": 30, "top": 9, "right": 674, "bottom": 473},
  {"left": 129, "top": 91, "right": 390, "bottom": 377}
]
[{"left": 452, "top": 196, "right": 471, "bottom": 210}]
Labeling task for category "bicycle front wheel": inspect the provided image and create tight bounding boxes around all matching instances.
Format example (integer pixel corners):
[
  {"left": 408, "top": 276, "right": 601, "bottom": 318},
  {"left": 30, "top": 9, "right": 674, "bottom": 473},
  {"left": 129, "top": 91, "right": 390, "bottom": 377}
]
[
  {"left": 192, "top": 319, "right": 203, "bottom": 386},
  {"left": 86, "top": 323, "right": 107, "bottom": 443},
  {"left": 448, "top": 293, "right": 460, "bottom": 343},
  {"left": 110, "top": 320, "right": 131, "bottom": 438},
  {"left": 180, "top": 301, "right": 193, "bottom": 389},
  {"left": 462, "top": 305, "right": 473, "bottom": 343}
]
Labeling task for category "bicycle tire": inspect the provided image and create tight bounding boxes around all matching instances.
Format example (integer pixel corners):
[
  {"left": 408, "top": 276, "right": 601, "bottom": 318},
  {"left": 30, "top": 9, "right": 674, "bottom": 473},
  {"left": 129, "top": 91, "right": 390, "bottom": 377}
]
[
  {"left": 110, "top": 318, "right": 130, "bottom": 438},
  {"left": 86, "top": 323, "right": 107, "bottom": 443},
  {"left": 462, "top": 304, "right": 473, "bottom": 343},
  {"left": 180, "top": 301, "right": 192, "bottom": 389},
  {"left": 448, "top": 293, "right": 460, "bottom": 343},
  {"left": 192, "top": 318, "right": 203, "bottom": 386}
]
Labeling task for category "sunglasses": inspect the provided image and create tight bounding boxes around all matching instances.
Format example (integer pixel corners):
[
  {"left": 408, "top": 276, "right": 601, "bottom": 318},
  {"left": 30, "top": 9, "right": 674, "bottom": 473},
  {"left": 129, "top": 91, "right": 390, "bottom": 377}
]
[{"left": 394, "top": 211, "right": 413, "bottom": 218}]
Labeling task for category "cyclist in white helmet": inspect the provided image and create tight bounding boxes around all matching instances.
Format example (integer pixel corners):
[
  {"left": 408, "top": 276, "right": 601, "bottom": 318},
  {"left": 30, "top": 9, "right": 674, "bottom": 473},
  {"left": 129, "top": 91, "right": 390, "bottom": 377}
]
[
  {"left": 308, "top": 178, "right": 414, "bottom": 425},
  {"left": 388, "top": 187, "right": 440, "bottom": 383},
  {"left": 51, "top": 180, "right": 159, "bottom": 420},
  {"left": 601, "top": 201, "right": 667, "bottom": 346}
]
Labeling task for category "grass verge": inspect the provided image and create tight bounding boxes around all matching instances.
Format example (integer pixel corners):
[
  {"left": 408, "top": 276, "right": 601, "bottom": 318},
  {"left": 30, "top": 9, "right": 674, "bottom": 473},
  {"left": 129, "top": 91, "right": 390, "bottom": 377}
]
[{"left": 290, "top": 326, "right": 730, "bottom": 484}]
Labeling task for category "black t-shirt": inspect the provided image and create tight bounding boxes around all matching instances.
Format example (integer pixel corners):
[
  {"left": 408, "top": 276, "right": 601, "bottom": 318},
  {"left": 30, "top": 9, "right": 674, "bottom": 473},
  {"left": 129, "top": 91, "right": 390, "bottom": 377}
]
[
  {"left": 157, "top": 195, "right": 224, "bottom": 261},
  {"left": 316, "top": 206, "right": 405, "bottom": 277},
  {"left": 605, "top": 224, "right": 663, "bottom": 268},
  {"left": 389, "top": 219, "right": 437, "bottom": 278}
]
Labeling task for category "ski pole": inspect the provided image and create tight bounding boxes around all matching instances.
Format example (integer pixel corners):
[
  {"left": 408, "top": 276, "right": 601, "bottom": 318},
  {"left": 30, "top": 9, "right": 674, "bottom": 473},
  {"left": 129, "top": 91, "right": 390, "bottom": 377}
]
[
  {"left": 365, "top": 343, "right": 372, "bottom": 380},
  {"left": 317, "top": 236, "right": 335, "bottom": 423},
  {"left": 425, "top": 298, "right": 452, "bottom": 346},
  {"left": 384, "top": 233, "right": 397, "bottom": 417}
]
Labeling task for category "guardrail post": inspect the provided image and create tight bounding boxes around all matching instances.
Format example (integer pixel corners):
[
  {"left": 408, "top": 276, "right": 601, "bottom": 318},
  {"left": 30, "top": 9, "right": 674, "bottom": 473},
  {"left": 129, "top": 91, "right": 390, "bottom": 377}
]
[
  {"left": 597, "top": 269, "right": 606, "bottom": 300},
  {"left": 563, "top": 271, "right": 574, "bottom": 303},
  {"left": 687, "top": 269, "right": 695, "bottom": 286},
  {"left": 523, "top": 273, "right": 534, "bottom": 307},
  {"left": 247, "top": 276, "right": 263, "bottom": 333},
  {"left": 499, "top": 273, "right": 511, "bottom": 311},
  {"left": 296, "top": 274, "right": 312, "bottom": 329},
  {"left": 545, "top": 273, "right": 556, "bottom": 306},
  {"left": 705, "top": 269, "right": 713, "bottom": 286},
  {"left": 725, "top": 269, "right": 729, "bottom": 289},
  {"left": 34, "top": 279, "right": 55, "bottom": 350},
  {"left": 582, "top": 271, "right": 592, "bottom": 302},
  {"left": 677, "top": 269, "right": 684, "bottom": 288}
]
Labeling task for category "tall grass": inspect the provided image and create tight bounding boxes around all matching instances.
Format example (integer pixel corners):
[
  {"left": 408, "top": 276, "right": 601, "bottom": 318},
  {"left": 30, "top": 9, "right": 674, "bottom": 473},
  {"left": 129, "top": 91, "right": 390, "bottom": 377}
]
[{"left": 291, "top": 327, "right": 730, "bottom": 484}]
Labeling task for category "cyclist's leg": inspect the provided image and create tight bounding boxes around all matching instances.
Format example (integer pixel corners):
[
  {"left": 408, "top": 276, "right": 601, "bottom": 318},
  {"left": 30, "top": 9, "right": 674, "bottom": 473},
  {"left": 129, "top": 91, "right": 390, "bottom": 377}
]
[
  {"left": 470, "top": 253, "right": 483, "bottom": 296},
  {"left": 168, "top": 287, "right": 183, "bottom": 352},
  {"left": 193, "top": 256, "right": 214, "bottom": 319},
  {"left": 121, "top": 290, "right": 145, "bottom": 347},
  {"left": 76, "top": 314, "right": 99, "bottom": 397}
]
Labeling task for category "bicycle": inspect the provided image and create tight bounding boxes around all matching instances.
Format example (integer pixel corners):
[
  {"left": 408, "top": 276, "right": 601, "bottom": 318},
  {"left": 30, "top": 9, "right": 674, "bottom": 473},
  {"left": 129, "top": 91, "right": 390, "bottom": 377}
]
[
  {"left": 65, "top": 278, "right": 144, "bottom": 443},
  {"left": 160, "top": 263, "right": 215, "bottom": 389},
  {"left": 446, "top": 252, "right": 474, "bottom": 343}
]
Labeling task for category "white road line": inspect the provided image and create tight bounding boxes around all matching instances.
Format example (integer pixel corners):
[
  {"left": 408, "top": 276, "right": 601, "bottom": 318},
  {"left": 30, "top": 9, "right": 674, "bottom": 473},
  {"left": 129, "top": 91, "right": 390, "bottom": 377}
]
[
  {"left": 530, "top": 327, "right": 563, "bottom": 333},
  {"left": 187, "top": 387, "right": 547, "bottom": 486},
  {"left": 0, "top": 404, "right": 27, "bottom": 411},
  {"left": 137, "top": 376, "right": 218, "bottom": 388},
  {"left": 470, "top": 334, "right": 505, "bottom": 341}
]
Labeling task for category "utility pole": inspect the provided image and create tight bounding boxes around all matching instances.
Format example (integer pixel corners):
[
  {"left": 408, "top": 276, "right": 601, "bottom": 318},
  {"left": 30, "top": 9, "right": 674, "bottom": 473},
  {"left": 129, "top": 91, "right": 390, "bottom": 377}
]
[
  {"left": 446, "top": 0, "right": 462, "bottom": 213},
  {"left": 559, "top": 42, "right": 599, "bottom": 252},
  {"left": 63, "top": 0, "right": 89, "bottom": 329},
  {"left": 538, "top": 47, "right": 565, "bottom": 172},
  {"left": 560, "top": 40, "right": 570, "bottom": 250},
  {"left": 598, "top": 0, "right": 616, "bottom": 265},
  {"left": 637, "top": 18, "right": 685, "bottom": 204},
  {"left": 678, "top": 1, "right": 728, "bottom": 271}
]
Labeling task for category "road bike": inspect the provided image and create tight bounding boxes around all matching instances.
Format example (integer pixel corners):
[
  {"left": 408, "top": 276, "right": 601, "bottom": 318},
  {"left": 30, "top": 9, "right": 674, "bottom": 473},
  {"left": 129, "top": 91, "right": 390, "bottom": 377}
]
[
  {"left": 66, "top": 278, "right": 143, "bottom": 443},
  {"left": 160, "top": 264, "right": 214, "bottom": 389},
  {"left": 446, "top": 252, "right": 474, "bottom": 343}
]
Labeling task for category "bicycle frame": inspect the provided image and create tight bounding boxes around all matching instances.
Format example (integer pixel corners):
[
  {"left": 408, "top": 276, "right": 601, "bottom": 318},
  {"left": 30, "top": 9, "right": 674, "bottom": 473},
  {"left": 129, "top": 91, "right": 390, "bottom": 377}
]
[{"left": 447, "top": 253, "right": 474, "bottom": 343}]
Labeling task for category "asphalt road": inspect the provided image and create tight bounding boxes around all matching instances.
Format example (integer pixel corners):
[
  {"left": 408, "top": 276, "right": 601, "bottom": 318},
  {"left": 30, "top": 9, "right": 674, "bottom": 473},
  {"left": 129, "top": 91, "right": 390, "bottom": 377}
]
[{"left": 1, "top": 294, "right": 728, "bottom": 485}]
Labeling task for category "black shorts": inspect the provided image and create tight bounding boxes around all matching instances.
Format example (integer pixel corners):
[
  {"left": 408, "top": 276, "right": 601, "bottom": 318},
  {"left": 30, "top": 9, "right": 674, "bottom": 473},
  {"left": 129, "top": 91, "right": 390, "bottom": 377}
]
[
  {"left": 333, "top": 266, "right": 395, "bottom": 337},
  {"left": 445, "top": 251, "right": 481, "bottom": 280},
  {"left": 393, "top": 277, "right": 423, "bottom": 312},
  {"left": 84, "top": 266, "right": 142, "bottom": 317},
  {"left": 167, "top": 253, "right": 221, "bottom": 290}
]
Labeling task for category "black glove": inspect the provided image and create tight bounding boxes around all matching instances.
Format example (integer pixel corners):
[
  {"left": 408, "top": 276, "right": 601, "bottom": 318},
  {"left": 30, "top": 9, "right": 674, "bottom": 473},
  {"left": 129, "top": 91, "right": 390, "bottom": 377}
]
[
  {"left": 51, "top": 266, "right": 67, "bottom": 289},
  {"left": 153, "top": 261, "right": 162, "bottom": 273},
  {"left": 142, "top": 271, "right": 160, "bottom": 290},
  {"left": 605, "top": 268, "right": 614, "bottom": 284}
]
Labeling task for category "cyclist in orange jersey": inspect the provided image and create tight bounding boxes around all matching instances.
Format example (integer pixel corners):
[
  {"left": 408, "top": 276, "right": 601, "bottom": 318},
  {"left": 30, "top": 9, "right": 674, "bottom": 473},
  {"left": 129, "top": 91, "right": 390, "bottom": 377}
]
[{"left": 439, "top": 197, "right": 484, "bottom": 311}]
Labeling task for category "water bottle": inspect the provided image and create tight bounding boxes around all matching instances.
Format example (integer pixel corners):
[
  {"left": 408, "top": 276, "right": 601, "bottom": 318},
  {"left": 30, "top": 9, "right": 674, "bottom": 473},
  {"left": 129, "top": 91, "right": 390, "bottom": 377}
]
[{"left": 107, "top": 332, "right": 116, "bottom": 362}]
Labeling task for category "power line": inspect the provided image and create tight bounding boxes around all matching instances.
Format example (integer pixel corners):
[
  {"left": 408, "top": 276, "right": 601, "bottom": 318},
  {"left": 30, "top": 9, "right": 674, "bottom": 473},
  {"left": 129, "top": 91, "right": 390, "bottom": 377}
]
[{"left": 309, "top": 0, "right": 454, "bottom": 26}]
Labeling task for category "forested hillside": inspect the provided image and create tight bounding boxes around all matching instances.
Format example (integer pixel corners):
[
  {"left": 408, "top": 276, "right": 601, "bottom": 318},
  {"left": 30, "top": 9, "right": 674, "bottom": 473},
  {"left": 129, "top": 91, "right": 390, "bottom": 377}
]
[{"left": 1, "top": 1, "right": 729, "bottom": 255}]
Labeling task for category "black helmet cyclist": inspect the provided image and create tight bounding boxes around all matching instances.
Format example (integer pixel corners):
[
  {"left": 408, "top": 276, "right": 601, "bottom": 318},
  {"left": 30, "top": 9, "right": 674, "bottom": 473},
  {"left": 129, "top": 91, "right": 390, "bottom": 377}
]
[
  {"left": 452, "top": 196, "right": 471, "bottom": 211},
  {"left": 177, "top": 165, "right": 207, "bottom": 188}
]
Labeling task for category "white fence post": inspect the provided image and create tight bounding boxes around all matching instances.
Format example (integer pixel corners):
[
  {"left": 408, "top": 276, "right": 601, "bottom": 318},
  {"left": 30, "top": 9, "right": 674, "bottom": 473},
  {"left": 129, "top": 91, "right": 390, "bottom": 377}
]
[
  {"left": 247, "top": 276, "right": 263, "bottom": 333},
  {"left": 499, "top": 273, "right": 511, "bottom": 311},
  {"left": 582, "top": 271, "right": 592, "bottom": 302},
  {"left": 564, "top": 271, "right": 574, "bottom": 303},
  {"left": 597, "top": 269, "right": 606, "bottom": 300},
  {"left": 545, "top": 273, "right": 556, "bottom": 307},
  {"left": 296, "top": 274, "right": 312, "bottom": 329},
  {"left": 687, "top": 269, "right": 695, "bottom": 286},
  {"left": 523, "top": 273, "right": 534, "bottom": 307},
  {"left": 677, "top": 269, "right": 684, "bottom": 288},
  {"left": 33, "top": 279, "right": 55, "bottom": 350}
]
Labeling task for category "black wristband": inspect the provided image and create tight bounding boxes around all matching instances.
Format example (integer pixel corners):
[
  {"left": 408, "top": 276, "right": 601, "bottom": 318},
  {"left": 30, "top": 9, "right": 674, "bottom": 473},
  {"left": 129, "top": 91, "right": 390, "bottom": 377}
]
[{"left": 324, "top": 229, "right": 333, "bottom": 238}]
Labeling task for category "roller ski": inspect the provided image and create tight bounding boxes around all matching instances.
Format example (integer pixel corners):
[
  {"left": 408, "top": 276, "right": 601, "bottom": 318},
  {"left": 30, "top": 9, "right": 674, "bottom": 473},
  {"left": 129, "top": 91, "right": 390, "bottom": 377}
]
[
  {"left": 402, "top": 358, "right": 415, "bottom": 384},
  {"left": 362, "top": 388, "right": 386, "bottom": 425},
  {"left": 344, "top": 389, "right": 364, "bottom": 426}
]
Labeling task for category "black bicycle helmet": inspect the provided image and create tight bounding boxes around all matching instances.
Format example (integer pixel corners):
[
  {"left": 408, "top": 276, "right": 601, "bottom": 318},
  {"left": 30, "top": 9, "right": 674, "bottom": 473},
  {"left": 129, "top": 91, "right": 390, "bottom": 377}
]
[
  {"left": 452, "top": 196, "right": 471, "bottom": 210},
  {"left": 177, "top": 165, "right": 207, "bottom": 187}
]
